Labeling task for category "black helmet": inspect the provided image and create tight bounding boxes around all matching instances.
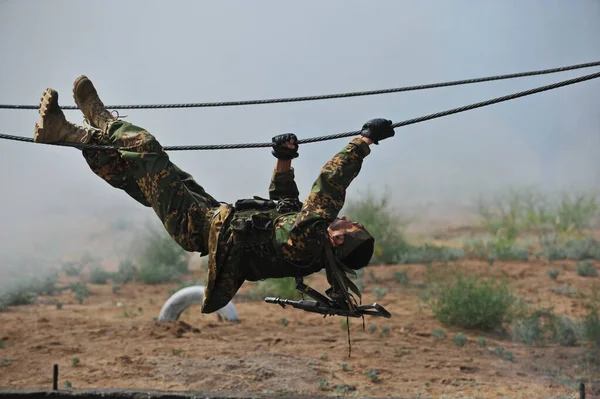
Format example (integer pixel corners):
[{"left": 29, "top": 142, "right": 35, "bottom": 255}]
[{"left": 335, "top": 227, "right": 375, "bottom": 270}]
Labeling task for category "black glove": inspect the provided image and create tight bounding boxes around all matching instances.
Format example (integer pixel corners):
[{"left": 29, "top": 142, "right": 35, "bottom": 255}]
[
  {"left": 360, "top": 118, "right": 395, "bottom": 144},
  {"left": 271, "top": 133, "right": 299, "bottom": 160}
]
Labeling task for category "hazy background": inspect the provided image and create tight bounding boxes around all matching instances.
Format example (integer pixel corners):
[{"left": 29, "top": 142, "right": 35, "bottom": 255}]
[{"left": 0, "top": 0, "right": 599, "bottom": 270}]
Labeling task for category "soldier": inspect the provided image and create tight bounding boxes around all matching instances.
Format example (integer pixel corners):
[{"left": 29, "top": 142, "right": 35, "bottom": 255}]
[{"left": 33, "top": 76, "right": 395, "bottom": 314}]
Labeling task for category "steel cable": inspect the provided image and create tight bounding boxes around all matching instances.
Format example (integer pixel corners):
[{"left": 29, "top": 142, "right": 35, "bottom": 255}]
[
  {"left": 1, "top": 70, "right": 599, "bottom": 151},
  {"left": 1, "top": 61, "right": 599, "bottom": 110}
]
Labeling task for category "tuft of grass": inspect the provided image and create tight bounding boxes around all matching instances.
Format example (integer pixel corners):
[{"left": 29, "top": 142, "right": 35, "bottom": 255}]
[
  {"left": 547, "top": 269, "right": 560, "bottom": 280},
  {"left": 71, "top": 357, "right": 80, "bottom": 367},
  {"left": 365, "top": 369, "right": 380, "bottom": 383},
  {"left": 371, "top": 287, "right": 387, "bottom": 300},
  {"left": 551, "top": 283, "right": 578, "bottom": 297},
  {"left": 112, "top": 285, "right": 121, "bottom": 294},
  {"left": 430, "top": 274, "right": 515, "bottom": 331},
  {"left": 320, "top": 353, "right": 328, "bottom": 361},
  {"left": 55, "top": 302, "right": 63, "bottom": 310},
  {"left": 172, "top": 348, "right": 181, "bottom": 356},
  {"left": 340, "top": 362, "right": 349, "bottom": 371},
  {"left": 317, "top": 380, "right": 330, "bottom": 391},
  {"left": 378, "top": 326, "right": 391, "bottom": 338},
  {"left": 280, "top": 317, "right": 289, "bottom": 327},
  {"left": 476, "top": 337, "right": 487, "bottom": 347},
  {"left": 368, "top": 323, "right": 377, "bottom": 334},
  {"left": 0, "top": 340, "right": 4, "bottom": 349},
  {"left": 576, "top": 260, "right": 598, "bottom": 277},
  {"left": 453, "top": 332, "right": 467, "bottom": 347},
  {"left": 393, "top": 270, "right": 409, "bottom": 285},
  {"left": 432, "top": 328, "right": 447, "bottom": 341}
]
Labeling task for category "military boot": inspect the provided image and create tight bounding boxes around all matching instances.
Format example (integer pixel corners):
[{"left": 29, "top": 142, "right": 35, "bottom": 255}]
[
  {"left": 34, "top": 88, "right": 96, "bottom": 144},
  {"left": 72, "top": 75, "right": 117, "bottom": 132}
]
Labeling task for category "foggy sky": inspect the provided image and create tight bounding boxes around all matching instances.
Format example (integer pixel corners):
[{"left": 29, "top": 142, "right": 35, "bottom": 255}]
[{"left": 0, "top": 0, "right": 599, "bottom": 263}]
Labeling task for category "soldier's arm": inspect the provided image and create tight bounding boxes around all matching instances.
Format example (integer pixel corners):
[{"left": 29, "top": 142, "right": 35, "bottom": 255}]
[
  {"left": 294, "top": 136, "right": 373, "bottom": 224},
  {"left": 268, "top": 159, "right": 300, "bottom": 201}
]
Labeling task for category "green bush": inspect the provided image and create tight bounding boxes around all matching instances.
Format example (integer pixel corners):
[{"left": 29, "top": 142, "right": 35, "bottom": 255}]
[
  {"left": 396, "top": 244, "right": 465, "bottom": 264},
  {"left": 576, "top": 260, "right": 598, "bottom": 277},
  {"left": 463, "top": 238, "right": 528, "bottom": 262},
  {"left": 0, "top": 272, "right": 59, "bottom": 309},
  {"left": 113, "top": 260, "right": 138, "bottom": 283},
  {"left": 582, "top": 306, "right": 600, "bottom": 346},
  {"left": 512, "top": 316, "right": 543, "bottom": 346},
  {"left": 393, "top": 271, "right": 409, "bottom": 285},
  {"left": 61, "top": 261, "right": 83, "bottom": 276},
  {"left": 552, "top": 193, "right": 598, "bottom": 235},
  {"left": 89, "top": 265, "right": 110, "bottom": 285},
  {"left": 553, "top": 315, "right": 579, "bottom": 347},
  {"left": 132, "top": 226, "right": 191, "bottom": 284},
  {"left": 454, "top": 332, "right": 467, "bottom": 347},
  {"left": 137, "top": 264, "right": 179, "bottom": 285},
  {"left": 343, "top": 188, "right": 410, "bottom": 264},
  {"left": 542, "top": 237, "right": 600, "bottom": 261},
  {"left": 430, "top": 274, "right": 514, "bottom": 331},
  {"left": 250, "top": 277, "right": 301, "bottom": 300},
  {"left": 547, "top": 269, "right": 560, "bottom": 280}
]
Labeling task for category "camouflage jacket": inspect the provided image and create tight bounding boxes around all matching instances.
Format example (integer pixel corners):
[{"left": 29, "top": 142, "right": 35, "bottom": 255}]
[{"left": 201, "top": 137, "right": 371, "bottom": 313}]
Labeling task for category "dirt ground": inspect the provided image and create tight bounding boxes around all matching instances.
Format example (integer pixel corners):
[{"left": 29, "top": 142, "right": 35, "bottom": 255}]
[{"left": 0, "top": 259, "right": 599, "bottom": 399}]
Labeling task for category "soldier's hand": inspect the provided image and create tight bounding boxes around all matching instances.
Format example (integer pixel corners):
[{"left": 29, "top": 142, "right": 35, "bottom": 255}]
[
  {"left": 360, "top": 118, "right": 395, "bottom": 145},
  {"left": 272, "top": 133, "right": 299, "bottom": 160}
]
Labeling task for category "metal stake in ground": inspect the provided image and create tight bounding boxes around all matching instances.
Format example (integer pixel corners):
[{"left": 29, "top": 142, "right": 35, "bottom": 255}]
[{"left": 52, "top": 364, "right": 58, "bottom": 390}]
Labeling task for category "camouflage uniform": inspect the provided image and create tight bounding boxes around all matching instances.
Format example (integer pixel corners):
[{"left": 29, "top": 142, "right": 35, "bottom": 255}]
[{"left": 83, "top": 120, "right": 371, "bottom": 313}]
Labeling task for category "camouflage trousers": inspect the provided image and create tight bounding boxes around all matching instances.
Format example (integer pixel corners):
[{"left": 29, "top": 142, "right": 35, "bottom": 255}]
[{"left": 81, "top": 121, "right": 221, "bottom": 254}]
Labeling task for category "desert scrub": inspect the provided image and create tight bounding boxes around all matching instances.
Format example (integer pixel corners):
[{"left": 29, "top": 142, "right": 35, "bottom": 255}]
[
  {"left": 133, "top": 226, "right": 191, "bottom": 284},
  {"left": 365, "top": 369, "right": 380, "bottom": 382},
  {"left": 249, "top": 277, "right": 301, "bottom": 300},
  {"left": 430, "top": 274, "right": 514, "bottom": 331},
  {"left": 394, "top": 270, "right": 409, "bottom": 285},
  {"left": 432, "top": 328, "right": 447, "bottom": 341},
  {"left": 454, "top": 332, "right": 467, "bottom": 347},
  {"left": 512, "top": 315, "right": 544, "bottom": 346},
  {"left": 61, "top": 261, "right": 83, "bottom": 277},
  {"left": 582, "top": 305, "right": 600, "bottom": 346},
  {"left": 551, "top": 283, "right": 578, "bottom": 297},
  {"left": 396, "top": 244, "right": 464, "bottom": 264},
  {"left": 89, "top": 265, "right": 110, "bottom": 285},
  {"left": 476, "top": 337, "right": 487, "bottom": 347},
  {"left": 576, "top": 260, "right": 597, "bottom": 277},
  {"left": 553, "top": 315, "right": 579, "bottom": 347},
  {"left": 547, "top": 269, "right": 560, "bottom": 280},
  {"left": 343, "top": 187, "right": 410, "bottom": 264},
  {"left": 317, "top": 380, "right": 330, "bottom": 391},
  {"left": 372, "top": 287, "right": 387, "bottom": 300},
  {"left": 112, "top": 260, "right": 138, "bottom": 283}
]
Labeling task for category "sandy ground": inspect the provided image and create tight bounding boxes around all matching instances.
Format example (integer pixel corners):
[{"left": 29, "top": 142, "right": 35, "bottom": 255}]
[{"left": 0, "top": 260, "right": 599, "bottom": 399}]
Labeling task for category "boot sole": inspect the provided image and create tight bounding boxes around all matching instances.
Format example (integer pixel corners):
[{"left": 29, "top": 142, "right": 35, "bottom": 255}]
[
  {"left": 34, "top": 88, "right": 59, "bottom": 143},
  {"left": 72, "top": 74, "right": 89, "bottom": 108}
]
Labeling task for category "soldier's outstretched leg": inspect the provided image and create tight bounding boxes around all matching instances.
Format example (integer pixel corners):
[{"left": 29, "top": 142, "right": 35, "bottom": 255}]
[{"left": 33, "top": 81, "right": 220, "bottom": 255}]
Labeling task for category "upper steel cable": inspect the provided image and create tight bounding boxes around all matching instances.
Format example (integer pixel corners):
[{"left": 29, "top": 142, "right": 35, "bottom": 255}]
[
  {"left": 1, "top": 61, "right": 599, "bottom": 110},
  {"left": 1, "top": 70, "right": 599, "bottom": 151}
]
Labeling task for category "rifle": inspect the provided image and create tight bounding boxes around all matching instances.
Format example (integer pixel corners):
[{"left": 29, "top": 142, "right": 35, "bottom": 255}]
[{"left": 265, "top": 278, "right": 391, "bottom": 319}]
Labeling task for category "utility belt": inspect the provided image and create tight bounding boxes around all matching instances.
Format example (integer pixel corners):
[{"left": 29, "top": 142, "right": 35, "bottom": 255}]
[{"left": 230, "top": 197, "right": 278, "bottom": 248}]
